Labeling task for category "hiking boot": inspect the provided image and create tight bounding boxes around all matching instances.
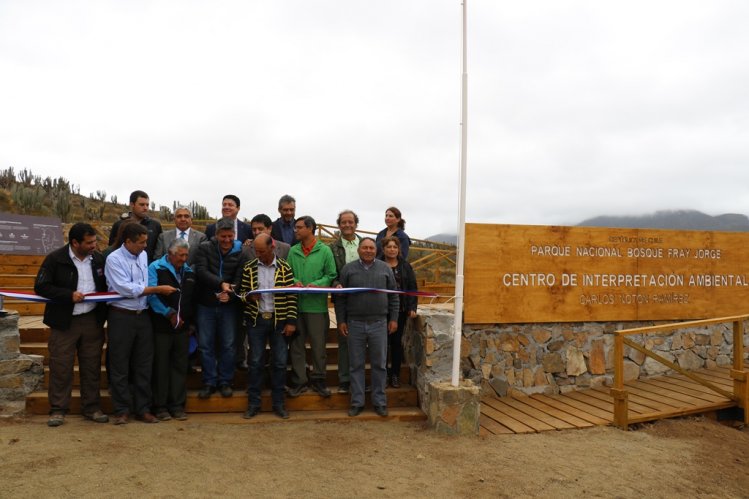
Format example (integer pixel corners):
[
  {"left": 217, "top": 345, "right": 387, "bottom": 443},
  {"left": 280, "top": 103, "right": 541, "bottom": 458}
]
[
  {"left": 337, "top": 382, "right": 350, "bottom": 394},
  {"left": 84, "top": 410, "right": 109, "bottom": 423},
  {"left": 243, "top": 406, "right": 261, "bottom": 419},
  {"left": 198, "top": 385, "right": 216, "bottom": 399},
  {"left": 374, "top": 405, "right": 389, "bottom": 417},
  {"left": 273, "top": 405, "right": 290, "bottom": 419},
  {"left": 311, "top": 381, "right": 331, "bottom": 398},
  {"left": 47, "top": 413, "right": 64, "bottom": 427},
  {"left": 390, "top": 375, "right": 401, "bottom": 388},
  {"left": 287, "top": 384, "right": 308, "bottom": 398},
  {"left": 348, "top": 406, "right": 363, "bottom": 417},
  {"left": 219, "top": 385, "right": 233, "bottom": 398},
  {"left": 155, "top": 411, "right": 172, "bottom": 421},
  {"left": 171, "top": 411, "right": 188, "bottom": 421}
]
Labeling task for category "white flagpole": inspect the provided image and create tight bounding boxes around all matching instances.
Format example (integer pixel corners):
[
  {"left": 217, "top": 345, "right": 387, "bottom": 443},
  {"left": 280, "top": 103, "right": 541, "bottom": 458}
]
[{"left": 451, "top": 0, "right": 468, "bottom": 387}]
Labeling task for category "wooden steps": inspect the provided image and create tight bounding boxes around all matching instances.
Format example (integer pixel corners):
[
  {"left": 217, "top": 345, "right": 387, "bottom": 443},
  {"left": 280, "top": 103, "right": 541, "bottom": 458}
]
[{"left": 20, "top": 315, "right": 424, "bottom": 423}]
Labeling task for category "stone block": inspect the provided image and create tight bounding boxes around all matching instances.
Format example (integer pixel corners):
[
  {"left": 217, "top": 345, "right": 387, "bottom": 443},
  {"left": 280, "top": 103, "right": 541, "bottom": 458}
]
[
  {"left": 481, "top": 363, "right": 492, "bottom": 379},
  {"left": 0, "top": 358, "right": 34, "bottom": 376},
  {"left": 427, "top": 381, "right": 480, "bottom": 436},
  {"left": 676, "top": 350, "right": 703, "bottom": 371},
  {"left": 566, "top": 346, "right": 587, "bottom": 376},
  {"left": 694, "top": 334, "right": 710, "bottom": 346},
  {"left": 642, "top": 352, "right": 675, "bottom": 376},
  {"left": 532, "top": 330, "right": 552, "bottom": 344},
  {"left": 425, "top": 338, "right": 435, "bottom": 355},
  {"left": 0, "top": 333, "right": 20, "bottom": 360},
  {"left": 533, "top": 367, "right": 548, "bottom": 386},
  {"left": 505, "top": 368, "right": 515, "bottom": 385},
  {"left": 547, "top": 340, "right": 564, "bottom": 352},
  {"left": 0, "top": 376, "right": 24, "bottom": 389},
  {"left": 711, "top": 330, "right": 723, "bottom": 346},
  {"left": 589, "top": 339, "right": 606, "bottom": 375},
  {"left": 522, "top": 368, "right": 533, "bottom": 387},
  {"left": 542, "top": 353, "right": 565, "bottom": 373},
  {"left": 489, "top": 377, "right": 509, "bottom": 397},
  {"left": 683, "top": 334, "right": 695, "bottom": 349},
  {"left": 460, "top": 338, "right": 471, "bottom": 358},
  {"left": 627, "top": 346, "right": 646, "bottom": 366},
  {"left": 518, "top": 334, "right": 530, "bottom": 347},
  {"left": 623, "top": 360, "right": 640, "bottom": 382},
  {"left": 716, "top": 355, "right": 731, "bottom": 367}
]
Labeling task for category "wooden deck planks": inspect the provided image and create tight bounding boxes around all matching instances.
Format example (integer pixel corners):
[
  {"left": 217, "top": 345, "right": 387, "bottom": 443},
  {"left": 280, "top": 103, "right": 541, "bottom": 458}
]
[
  {"left": 494, "top": 396, "right": 577, "bottom": 430},
  {"left": 479, "top": 414, "right": 514, "bottom": 435},
  {"left": 482, "top": 397, "right": 556, "bottom": 432},
  {"left": 480, "top": 403, "right": 536, "bottom": 434}
]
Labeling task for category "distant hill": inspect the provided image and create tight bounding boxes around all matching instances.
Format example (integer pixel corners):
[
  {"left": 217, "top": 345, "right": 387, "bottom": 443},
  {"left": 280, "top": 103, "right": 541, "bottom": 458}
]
[
  {"left": 425, "top": 233, "right": 458, "bottom": 245},
  {"left": 577, "top": 210, "right": 749, "bottom": 232}
]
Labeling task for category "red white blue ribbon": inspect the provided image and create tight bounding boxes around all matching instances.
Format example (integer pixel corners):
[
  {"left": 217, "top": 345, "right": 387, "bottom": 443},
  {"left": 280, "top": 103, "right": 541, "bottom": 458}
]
[
  {"left": 0, "top": 290, "right": 126, "bottom": 303},
  {"left": 237, "top": 286, "right": 437, "bottom": 297}
]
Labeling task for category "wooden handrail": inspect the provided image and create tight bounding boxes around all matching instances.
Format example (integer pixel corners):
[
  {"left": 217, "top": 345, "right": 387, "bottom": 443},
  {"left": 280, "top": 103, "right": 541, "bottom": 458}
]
[{"left": 611, "top": 315, "right": 749, "bottom": 429}]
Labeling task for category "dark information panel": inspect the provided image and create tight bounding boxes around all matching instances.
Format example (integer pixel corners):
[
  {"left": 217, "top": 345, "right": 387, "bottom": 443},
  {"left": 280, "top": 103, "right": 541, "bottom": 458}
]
[{"left": 0, "top": 213, "right": 63, "bottom": 255}]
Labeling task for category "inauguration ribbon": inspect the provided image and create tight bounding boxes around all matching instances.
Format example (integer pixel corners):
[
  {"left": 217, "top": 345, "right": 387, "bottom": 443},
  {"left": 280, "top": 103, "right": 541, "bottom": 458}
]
[
  {"left": 234, "top": 286, "right": 438, "bottom": 301},
  {"left": 0, "top": 290, "right": 126, "bottom": 304}
]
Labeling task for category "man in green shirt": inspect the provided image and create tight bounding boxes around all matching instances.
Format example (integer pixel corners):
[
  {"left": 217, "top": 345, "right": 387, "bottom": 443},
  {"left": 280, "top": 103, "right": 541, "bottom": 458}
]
[{"left": 286, "top": 215, "right": 337, "bottom": 397}]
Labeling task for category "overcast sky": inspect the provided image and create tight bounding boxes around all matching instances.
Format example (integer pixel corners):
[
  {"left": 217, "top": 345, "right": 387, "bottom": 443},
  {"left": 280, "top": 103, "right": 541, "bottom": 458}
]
[{"left": 1, "top": 1, "right": 748, "bottom": 239}]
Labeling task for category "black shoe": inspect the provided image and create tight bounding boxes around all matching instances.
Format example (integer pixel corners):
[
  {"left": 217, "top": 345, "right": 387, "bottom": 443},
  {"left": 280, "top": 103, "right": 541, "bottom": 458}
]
[
  {"left": 337, "top": 382, "right": 350, "bottom": 394},
  {"left": 348, "top": 406, "right": 363, "bottom": 417},
  {"left": 198, "top": 385, "right": 216, "bottom": 399},
  {"left": 374, "top": 405, "right": 389, "bottom": 417},
  {"left": 219, "top": 385, "right": 233, "bottom": 398},
  {"left": 273, "top": 405, "right": 290, "bottom": 419},
  {"left": 47, "top": 413, "right": 65, "bottom": 427},
  {"left": 311, "top": 381, "right": 331, "bottom": 398},
  {"left": 287, "top": 384, "right": 308, "bottom": 398},
  {"left": 390, "top": 375, "right": 401, "bottom": 388},
  {"left": 243, "top": 406, "right": 261, "bottom": 419},
  {"left": 171, "top": 410, "right": 188, "bottom": 421}
]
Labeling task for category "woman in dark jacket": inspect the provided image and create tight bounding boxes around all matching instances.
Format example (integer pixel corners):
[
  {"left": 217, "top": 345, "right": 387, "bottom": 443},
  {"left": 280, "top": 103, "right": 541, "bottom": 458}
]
[
  {"left": 375, "top": 206, "right": 411, "bottom": 260},
  {"left": 380, "top": 236, "right": 418, "bottom": 388}
]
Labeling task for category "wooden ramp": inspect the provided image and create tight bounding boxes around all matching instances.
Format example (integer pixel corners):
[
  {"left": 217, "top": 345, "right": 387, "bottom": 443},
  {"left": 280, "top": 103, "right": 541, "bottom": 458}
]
[{"left": 480, "top": 364, "right": 744, "bottom": 435}]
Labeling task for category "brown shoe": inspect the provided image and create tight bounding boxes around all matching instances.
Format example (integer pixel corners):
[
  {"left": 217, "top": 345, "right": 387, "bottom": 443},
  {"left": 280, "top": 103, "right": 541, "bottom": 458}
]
[
  {"left": 84, "top": 410, "right": 109, "bottom": 423},
  {"left": 112, "top": 413, "right": 129, "bottom": 425},
  {"left": 136, "top": 412, "right": 159, "bottom": 424}
]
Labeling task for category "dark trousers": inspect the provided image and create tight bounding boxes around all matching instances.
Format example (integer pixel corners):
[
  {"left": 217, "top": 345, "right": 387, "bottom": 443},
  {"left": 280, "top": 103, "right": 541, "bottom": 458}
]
[
  {"left": 288, "top": 312, "right": 328, "bottom": 386},
  {"left": 108, "top": 309, "right": 153, "bottom": 416},
  {"left": 387, "top": 312, "right": 408, "bottom": 377},
  {"left": 247, "top": 316, "right": 288, "bottom": 408},
  {"left": 152, "top": 329, "right": 189, "bottom": 413},
  {"left": 47, "top": 312, "right": 104, "bottom": 415}
]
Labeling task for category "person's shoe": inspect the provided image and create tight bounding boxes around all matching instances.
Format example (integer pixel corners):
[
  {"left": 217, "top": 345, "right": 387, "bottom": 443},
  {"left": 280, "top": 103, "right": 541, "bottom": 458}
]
[
  {"left": 83, "top": 410, "right": 109, "bottom": 423},
  {"left": 136, "top": 412, "right": 160, "bottom": 424},
  {"left": 219, "top": 384, "right": 233, "bottom": 398},
  {"left": 112, "top": 413, "right": 129, "bottom": 425},
  {"left": 337, "top": 382, "right": 350, "bottom": 394},
  {"left": 171, "top": 411, "right": 188, "bottom": 421},
  {"left": 243, "top": 406, "right": 261, "bottom": 419},
  {"left": 311, "top": 381, "right": 331, "bottom": 398},
  {"left": 198, "top": 385, "right": 216, "bottom": 399},
  {"left": 374, "top": 405, "right": 389, "bottom": 417},
  {"left": 236, "top": 361, "right": 249, "bottom": 372},
  {"left": 155, "top": 411, "right": 172, "bottom": 421},
  {"left": 390, "top": 375, "right": 401, "bottom": 388},
  {"left": 348, "top": 406, "right": 364, "bottom": 417},
  {"left": 273, "top": 405, "right": 290, "bottom": 419},
  {"left": 287, "top": 384, "right": 308, "bottom": 398},
  {"left": 47, "top": 413, "right": 64, "bottom": 427}
]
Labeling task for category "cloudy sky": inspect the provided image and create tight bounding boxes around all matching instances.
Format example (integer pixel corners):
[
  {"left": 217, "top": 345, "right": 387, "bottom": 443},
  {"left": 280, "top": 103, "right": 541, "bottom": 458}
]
[{"left": 1, "top": 1, "right": 747, "bottom": 239}]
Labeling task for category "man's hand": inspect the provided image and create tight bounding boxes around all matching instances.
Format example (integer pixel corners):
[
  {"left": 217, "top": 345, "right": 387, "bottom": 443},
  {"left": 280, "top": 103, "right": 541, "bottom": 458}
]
[
  {"left": 283, "top": 324, "right": 296, "bottom": 337},
  {"left": 242, "top": 239, "right": 253, "bottom": 247},
  {"left": 338, "top": 323, "right": 348, "bottom": 337},
  {"left": 217, "top": 291, "right": 230, "bottom": 303},
  {"left": 72, "top": 291, "right": 85, "bottom": 303},
  {"left": 388, "top": 320, "right": 398, "bottom": 334},
  {"left": 159, "top": 285, "right": 178, "bottom": 295},
  {"left": 408, "top": 310, "right": 417, "bottom": 319},
  {"left": 221, "top": 282, "right": 232, "bottom": 293}
]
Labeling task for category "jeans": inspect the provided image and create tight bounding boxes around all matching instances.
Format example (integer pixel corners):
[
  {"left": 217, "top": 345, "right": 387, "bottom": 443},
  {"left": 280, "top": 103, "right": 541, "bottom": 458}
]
[
  {"left": 197, "top": 303, "right": 237, "bottom": 387},
  {"left": 247, "top": 316, "right": 288, "bottom": 408},
  {"left": 348, "top": 318, "right": 388, "bottom": 408}
]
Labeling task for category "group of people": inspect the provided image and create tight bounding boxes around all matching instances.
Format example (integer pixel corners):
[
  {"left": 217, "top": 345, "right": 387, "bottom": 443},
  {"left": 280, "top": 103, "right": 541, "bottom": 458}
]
[{"left": 35, "top": 190, "right": 418, "bottom": 426}]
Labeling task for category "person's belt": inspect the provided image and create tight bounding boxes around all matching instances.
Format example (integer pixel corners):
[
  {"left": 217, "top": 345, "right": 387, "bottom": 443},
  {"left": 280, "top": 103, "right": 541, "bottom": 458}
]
[
  {"left": 260, "top": 312, "right": 274, "bottom": 320},
  {"left": 110, "top": 306, "right": 146, "bottom": 315}
]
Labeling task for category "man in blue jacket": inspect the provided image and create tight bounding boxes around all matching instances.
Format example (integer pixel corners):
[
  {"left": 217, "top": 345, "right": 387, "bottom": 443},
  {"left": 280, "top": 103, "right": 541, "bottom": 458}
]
[{"left": 148, "top": 238, "right": 197, "bottom": 421}]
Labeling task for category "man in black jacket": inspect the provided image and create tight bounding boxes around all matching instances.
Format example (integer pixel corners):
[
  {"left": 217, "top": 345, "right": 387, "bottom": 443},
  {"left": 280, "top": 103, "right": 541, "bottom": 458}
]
[
  {"left": 109, "top": 190, "right": 163, "bottom": 263},
  {"left": 34, "top": 223, "right": 109, "bottom": 427}
]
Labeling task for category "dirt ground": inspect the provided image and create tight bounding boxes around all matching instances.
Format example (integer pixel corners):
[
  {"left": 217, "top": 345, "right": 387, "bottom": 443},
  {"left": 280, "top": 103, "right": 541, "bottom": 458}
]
[{"left": 0, "top": 415, "right": 748, "bottom": 498}]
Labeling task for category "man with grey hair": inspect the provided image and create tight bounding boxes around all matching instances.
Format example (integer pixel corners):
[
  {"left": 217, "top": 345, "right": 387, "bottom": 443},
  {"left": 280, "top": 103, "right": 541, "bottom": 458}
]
[
  {"left": 154, "top": 205, "right": 207, "bottom": 264},
  {"left": 148, "top": 237, "right": 197, "bottom": 421},
  {"left": 335, "top": 237, "right": 399, "bottom": 417},
  {"left": 329, "top": 209, "right": 362, "bottom": 394},
  {"left": 193, "top": 217, "right": 247, "bottom": 399},
  {"left": 271, "top": 194, "right": 298, "bottom": 246}
]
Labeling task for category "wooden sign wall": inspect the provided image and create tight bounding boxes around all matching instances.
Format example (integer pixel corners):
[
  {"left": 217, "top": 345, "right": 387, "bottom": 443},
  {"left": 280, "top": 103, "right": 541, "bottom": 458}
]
[{"left": 464, "top": 223, "right": 749, "bottom": 323}]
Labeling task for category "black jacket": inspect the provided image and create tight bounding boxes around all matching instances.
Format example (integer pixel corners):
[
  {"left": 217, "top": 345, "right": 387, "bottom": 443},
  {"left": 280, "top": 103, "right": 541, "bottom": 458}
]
[
  {"left": 34, "top": 245, "right": 108, "bottom": 330},
  {"left": 193, "top": 239, "right": 247, "bottom": 306},
  {"left": 109, "top": 215, "right": 163, "bottom": 263},
  {"left": 390, "top": 257, "right": 418, "bottom": 313}
]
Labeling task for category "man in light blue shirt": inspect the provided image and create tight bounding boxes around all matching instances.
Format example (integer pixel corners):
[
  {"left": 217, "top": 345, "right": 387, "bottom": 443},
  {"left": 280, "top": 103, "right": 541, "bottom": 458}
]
[{"left": 105, "top": 223, "right": 177, "bottom": 425}]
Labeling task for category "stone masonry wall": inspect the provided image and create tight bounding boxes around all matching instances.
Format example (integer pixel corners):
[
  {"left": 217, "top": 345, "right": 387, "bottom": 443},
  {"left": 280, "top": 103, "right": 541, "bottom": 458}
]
[
  {"left": 0, "top": 311, "right": 44, "bottom": 418},
  {"left": 462, "top": 320, "right": 749, "bottom": 397}
]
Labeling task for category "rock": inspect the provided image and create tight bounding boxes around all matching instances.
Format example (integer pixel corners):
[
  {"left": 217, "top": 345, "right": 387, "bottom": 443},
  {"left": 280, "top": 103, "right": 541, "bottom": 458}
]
[
  {"left": 547, "top": 340, "right": 564, "bottom": 352},
  {"left": 589, "top": 339, "right": 606, "bottom": 375},
  {"left": 533, "top": 367, "right": 548, "bottom": 386},
  {"left": 481, "top": 363, "right": 492, "bottom": 379},
  {"left": 532, "top": 330, "right": 552, "bottom": 344},
  {"left": 694, "top": 334, "right": 710, "bottom": 346},
  {"left": 489, "top": 377, "right": 509, "bottom": 397},
  {"left": 627, "top": 346, "right": 646, "bottom": 366},
  {"left": 522, "top": 368, "right": 533, "bottom": 387},
  {"left": 671, "top": 333, "right": 684, "bottom": 350},
  {"left": 683, "top": 334, "right": 695, "bottom": 349},
  {"left": 716, "top": 355, "right": 731, "bottom": 367},
  {"left": 542, "top": 353, "right": 565, "bottom": 373},
  {"left": 711, "top": 330, "right": 723, "bottom": 346},
  {"left": 513, "top": 358, "right": 522, "bottom": 369},
  {"left": 676, "top": 350, "right": 703, "bottom": 370},
  {"left": 491, "top": 363, "right": 505, "bottom": 377},
  {"left": 566, "top": 346, "right": 587, "bottom": 376},
  {"left": 642, "top": 352, "right": 675, "bottom": 375},
  {"left": 623, "top": 360, "right": 640, "bottom": 382},
  {"left": 460, "top": 339, "right": 471, "bottom": 358},
  {"left": 505, "top": 368, "right": 515, "bottom": 385}
]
